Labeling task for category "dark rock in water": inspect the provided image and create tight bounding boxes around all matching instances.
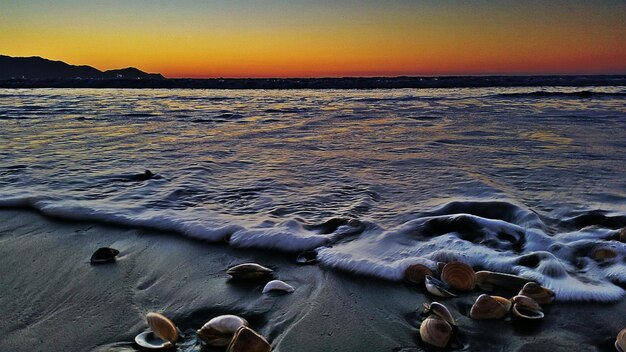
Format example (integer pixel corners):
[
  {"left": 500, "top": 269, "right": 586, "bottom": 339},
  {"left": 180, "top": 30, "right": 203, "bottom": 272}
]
[
  {"left": 620, "top": 227, "right": 626, "bottom": 243},
  {"left": 90, "top": 247, "right": 120, "bottom": 264},
  {"left": 296, "top": 250, "right": 318, "bottom": 265},
  {"left": 129, "top": 170, "right": 156, "bottom": 181}
]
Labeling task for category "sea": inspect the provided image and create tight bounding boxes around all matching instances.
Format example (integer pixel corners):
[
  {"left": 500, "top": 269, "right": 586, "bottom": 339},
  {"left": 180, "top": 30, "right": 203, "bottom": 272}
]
[{"left": 1, "top": 86, "right": 625, "bottom": 302}]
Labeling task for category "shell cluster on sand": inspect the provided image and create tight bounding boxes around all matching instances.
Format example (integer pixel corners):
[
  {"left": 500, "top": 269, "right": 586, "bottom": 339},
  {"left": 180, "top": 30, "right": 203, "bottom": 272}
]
[
  {"left": 409, "top": 260, "right": 558, "bottom": 349},
  {"left": 227, "top": 262, "right": 296, "bottom": 295},
  {"left": 134, "top": 312, "right": 271, "bottom": 351},
  {"left": 419, "top": 301, "right": 456, "bottom": 348},
  {"left": 133, "top": 262, "right": 286, "bottom": 350}
]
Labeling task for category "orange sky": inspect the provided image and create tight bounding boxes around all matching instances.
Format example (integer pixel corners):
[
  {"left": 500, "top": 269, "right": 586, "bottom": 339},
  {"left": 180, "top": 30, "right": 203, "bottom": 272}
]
[{"left": 1, "top": 1, "right": 624, "bottom": 78}]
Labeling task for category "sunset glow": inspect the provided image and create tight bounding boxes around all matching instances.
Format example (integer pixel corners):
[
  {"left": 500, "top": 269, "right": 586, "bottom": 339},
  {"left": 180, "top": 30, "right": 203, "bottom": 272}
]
[{"left": 1, "top": 1, "right": 624, "bottom": 78}]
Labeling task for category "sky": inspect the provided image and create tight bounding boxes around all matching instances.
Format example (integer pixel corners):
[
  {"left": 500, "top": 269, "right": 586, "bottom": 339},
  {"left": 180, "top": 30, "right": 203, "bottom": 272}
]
[{"left": 1, "top": 0, "right": 625, "bottom": 78}]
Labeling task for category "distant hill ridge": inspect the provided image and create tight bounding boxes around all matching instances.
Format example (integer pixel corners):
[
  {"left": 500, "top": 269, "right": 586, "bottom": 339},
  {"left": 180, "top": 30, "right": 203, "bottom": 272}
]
[{"left": 0, "top": 55, "right": 164, "bottom": 80}]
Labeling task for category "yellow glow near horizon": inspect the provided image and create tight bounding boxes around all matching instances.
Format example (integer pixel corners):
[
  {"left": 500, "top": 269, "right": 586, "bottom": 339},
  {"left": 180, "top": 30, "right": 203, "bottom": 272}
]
[{"left": 1, "top": 1, "right": 624, "bottom": 77}]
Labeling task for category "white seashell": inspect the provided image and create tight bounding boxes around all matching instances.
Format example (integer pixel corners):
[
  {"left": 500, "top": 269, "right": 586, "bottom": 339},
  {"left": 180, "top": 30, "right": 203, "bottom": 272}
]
[
  {"left": 424, "top": 275, "right": 456, "bottom": 297},
  {"left": 134, "top": 331, "right": 173, "bottom": 350},
  {"left": 262, "top": 280, "right": 295, "bottom": 294},
  {"left": 146, "top": 312, "right": 178, "bottom": 344},
  {"left": 197, "top": 315, "right": 249, "bottom": 346}
]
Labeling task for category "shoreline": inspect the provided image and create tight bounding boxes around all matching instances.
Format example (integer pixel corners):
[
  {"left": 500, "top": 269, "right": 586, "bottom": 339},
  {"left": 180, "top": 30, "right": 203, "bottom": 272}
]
[
  {"left": 0, "top": 208, "right": 623, "bottom": 352},
  {"left": 1, "top": 75, "right": 625, "bottom": 89}
]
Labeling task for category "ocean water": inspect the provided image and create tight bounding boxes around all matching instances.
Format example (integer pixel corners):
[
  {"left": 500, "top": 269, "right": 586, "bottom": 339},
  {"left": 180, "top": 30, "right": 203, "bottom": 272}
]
[{"left": 1, "top": 87, "right": 625, "bottom": 301}]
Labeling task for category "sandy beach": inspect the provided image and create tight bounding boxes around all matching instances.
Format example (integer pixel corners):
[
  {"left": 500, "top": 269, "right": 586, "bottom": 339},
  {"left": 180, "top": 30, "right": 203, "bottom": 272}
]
[{"left": 0, "top": 209, "right": 622, "bottom": 352}]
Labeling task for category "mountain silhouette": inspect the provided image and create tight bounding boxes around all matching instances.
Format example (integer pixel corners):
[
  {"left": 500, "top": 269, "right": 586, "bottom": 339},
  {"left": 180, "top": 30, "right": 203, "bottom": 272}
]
[{"left": 0, "top": 55, "right": 164, "bottom": 80}]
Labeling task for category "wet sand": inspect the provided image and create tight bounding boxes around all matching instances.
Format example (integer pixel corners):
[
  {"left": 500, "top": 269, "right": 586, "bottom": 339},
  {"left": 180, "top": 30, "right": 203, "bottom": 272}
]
[{"left": 0, "top": 209, "right": 623, "bottom": 352}]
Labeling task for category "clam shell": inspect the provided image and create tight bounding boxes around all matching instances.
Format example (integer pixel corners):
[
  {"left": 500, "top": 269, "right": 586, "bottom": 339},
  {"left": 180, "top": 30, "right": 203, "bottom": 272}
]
[
  {"left": 511, "top": 295, "right": 544, "bottom": 320},
  {"left": 441, "top": 262, "right": 476, "bottom": 291},
  {"left": 475, "top": 270, "right": 533, "bottom": 291},
  {"left": 404, "top": 264, "right": 434, "bottom": 285},
  {"left": 425, "top": 275, "right": 456, "bottom": 297},
  {"left": 90, "top": 247, "right": 120, "bottom": 264},
  {"left": 422, "top": 301, "right": 457, "bottom": 327},
  {"left": 518, "top": 282, "right": 555, "bottom": 305},
  {"left": 419, "top": 315, "right": 453, "bottom": 349},
  {"left": 134, "top": 331, "right": 173, "bottom": 350},
  {"left": 469, "top": 294, "right": 511, "bottom": 320},
  {"left": 262, "top": 280, "right": 295, "bottom": 294},
  {"left": 146, "top": 312, "right": 178, "bottom": 344},
  {"left": 226, "top": 263, "right": 273, "bottom": 281},
  {"left": 436, "top": 262, "right": 447, "bottom": 277},
  {"left": 227, "top": 326, "right": 272, "bottom": 352},
  {"left": 616, "top": 328, "right": 626, "bottom": 352},
  {"left": 197, "top": 315, "right": 249, "bottom": 346}
]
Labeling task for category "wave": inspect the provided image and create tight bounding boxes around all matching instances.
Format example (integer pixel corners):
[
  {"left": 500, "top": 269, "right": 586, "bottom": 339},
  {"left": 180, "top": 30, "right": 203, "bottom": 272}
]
[
  {"left": 493, "top": 90, "right": 626, "bottom": 99},
  {"left": 350, "top": 96, "right": 444, "bottom": 103},
  {"left": 1, "top": 196, "right": 624, "bottom": 302}
]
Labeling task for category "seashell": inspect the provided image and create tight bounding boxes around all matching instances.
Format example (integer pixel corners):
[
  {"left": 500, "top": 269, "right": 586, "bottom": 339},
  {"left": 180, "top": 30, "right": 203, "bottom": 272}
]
[
  {"left": 419, "top": 315, "right": 453, "bottom": 349},
  {"left": 592, "top": 248, "right": 617, "bottom": 261},
  {"left": 616, "top": 328, "right": 626, "bottom": 352},
  {"left": 90, "top": 247, "right": 120, "bottom": 264},
  {"left": 262, "top": 280, "right": 295, "bottom": 294},
  {"left": 425, "top": 275, "right": 456, "bottom": 297},
  {"left": 227, "top": 326, "right": 272, "bottom": 352},
  {"left": 296, "top": 250, "right": 318, "bottom": 265},
  {"left": 197, "top": 315, "right": 249, "bottom": 346},
  {"left": 475, "top": 270, "right": 533, "bottom": 291},
  {"left": 226, "top": 263, "right": 273, "bottom": 281},
  {"left": 404, "top": 264, "right": 434, "bottom": 285},
  {"left": 134, "top": 331, "right": 173, "bottom": 350},
  {"left": 511, "top": 295, "right": 544, "bottom": 320},
  {"left": 422, "top": 301, "right": 457, "bottom": 327},
  {"left": 441, "top": 262, "right": 476, "bottom": 291},
  {"left": 146, "top": 312, "right": 178, "bottom": 344},
  {"left": 518, "top": 282, "right": 555, "bottom": 305},
  {"left": 436, "top": 262, "right": 447, "bottom": 277},
  {"left": 469, "top": 294, "right": 511, "bottom": 320}
]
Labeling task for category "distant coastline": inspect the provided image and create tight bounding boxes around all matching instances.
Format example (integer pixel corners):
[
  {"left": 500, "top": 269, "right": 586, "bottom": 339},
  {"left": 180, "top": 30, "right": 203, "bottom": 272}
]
[
  {"left": 1, "top": 75, "right": 625, "bottom": 89},
  {"left": 1, "top": 54, "right": 624, "bottom": 89}
]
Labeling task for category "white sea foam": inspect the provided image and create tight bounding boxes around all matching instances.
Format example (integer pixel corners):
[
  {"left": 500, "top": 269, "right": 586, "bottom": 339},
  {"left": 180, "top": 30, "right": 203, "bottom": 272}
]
[
  {"left": 2, "top": 196, "right": 625, "bottom": 302},
  {"left": 317, "top": 212, "right": 626, "bottom": 302}
]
